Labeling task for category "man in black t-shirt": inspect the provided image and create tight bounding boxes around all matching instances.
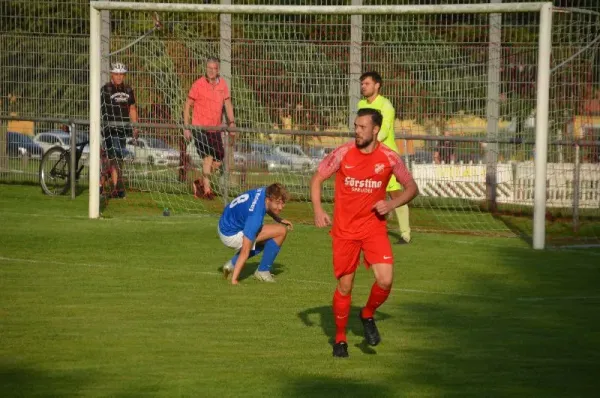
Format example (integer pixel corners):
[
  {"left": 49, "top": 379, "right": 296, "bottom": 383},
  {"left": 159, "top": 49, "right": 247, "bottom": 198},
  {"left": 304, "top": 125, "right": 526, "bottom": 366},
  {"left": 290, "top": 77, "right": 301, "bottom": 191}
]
[{"left": 100, "top": 62, "right": 139, "bottom": 197}]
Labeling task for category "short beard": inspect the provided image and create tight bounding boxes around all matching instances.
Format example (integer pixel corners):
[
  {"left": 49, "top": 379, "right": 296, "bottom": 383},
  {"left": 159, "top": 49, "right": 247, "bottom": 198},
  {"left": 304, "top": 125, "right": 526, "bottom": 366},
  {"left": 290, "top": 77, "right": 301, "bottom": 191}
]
[{"left": 355, "top": 136, "right": 373, "bottom": 149}]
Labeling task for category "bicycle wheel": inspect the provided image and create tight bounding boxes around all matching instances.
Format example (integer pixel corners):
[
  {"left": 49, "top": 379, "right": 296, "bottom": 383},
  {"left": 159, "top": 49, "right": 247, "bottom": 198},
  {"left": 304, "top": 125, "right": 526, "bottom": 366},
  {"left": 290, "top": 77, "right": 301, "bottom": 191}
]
[{"left": 39, "top": 147, "right": 71, "bottom": 196}]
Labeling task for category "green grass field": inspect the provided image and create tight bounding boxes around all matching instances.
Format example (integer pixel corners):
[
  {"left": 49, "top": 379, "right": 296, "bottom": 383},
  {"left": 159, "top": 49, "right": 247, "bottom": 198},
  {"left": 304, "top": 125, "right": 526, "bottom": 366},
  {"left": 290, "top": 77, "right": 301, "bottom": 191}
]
[{"left": 1, "top": 184, "right": 600, "bottom": 397}]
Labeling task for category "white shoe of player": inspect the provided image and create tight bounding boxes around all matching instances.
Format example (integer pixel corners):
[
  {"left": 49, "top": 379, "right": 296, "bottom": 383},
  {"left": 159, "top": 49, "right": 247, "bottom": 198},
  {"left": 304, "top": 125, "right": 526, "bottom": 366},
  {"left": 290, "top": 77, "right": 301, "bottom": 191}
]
[
  {"left": 222, "top": 261, "right": 234, "bottom": 279},
  {"left": 253, "top": 270, "right": 275, "bottom": 283}
]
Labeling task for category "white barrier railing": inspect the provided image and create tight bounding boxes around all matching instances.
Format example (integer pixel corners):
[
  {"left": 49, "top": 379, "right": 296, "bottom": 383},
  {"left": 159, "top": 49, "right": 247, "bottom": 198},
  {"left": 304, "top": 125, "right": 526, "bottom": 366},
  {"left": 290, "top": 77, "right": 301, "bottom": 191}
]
[{"left": 412, "top": 162, "right": 600, "bottom": 209}]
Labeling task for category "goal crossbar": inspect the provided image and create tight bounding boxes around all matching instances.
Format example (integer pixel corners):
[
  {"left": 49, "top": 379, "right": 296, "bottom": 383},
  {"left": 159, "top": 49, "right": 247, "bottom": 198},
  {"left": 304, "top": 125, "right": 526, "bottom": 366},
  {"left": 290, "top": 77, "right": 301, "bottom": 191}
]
[{"left": 91, "top": 1, "right": 550, "bottom": 15}]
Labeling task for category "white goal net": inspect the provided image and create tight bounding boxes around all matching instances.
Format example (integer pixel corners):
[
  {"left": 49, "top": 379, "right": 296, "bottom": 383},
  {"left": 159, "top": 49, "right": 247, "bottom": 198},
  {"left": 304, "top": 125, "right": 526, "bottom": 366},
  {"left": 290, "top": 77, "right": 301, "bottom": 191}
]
[{"left": 86, "top": 1, "right": 600, "bottom": 248}]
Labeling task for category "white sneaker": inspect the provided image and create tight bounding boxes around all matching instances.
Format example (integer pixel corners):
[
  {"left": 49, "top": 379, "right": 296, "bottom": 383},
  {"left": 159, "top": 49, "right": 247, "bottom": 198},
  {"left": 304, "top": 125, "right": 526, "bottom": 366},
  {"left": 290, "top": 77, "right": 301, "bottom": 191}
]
[
  {"left": 222, "top": 261, "right": 233, "bottom": 279},
  {"left": 253, "top": 270, "right": 275, "bottom": 283}
]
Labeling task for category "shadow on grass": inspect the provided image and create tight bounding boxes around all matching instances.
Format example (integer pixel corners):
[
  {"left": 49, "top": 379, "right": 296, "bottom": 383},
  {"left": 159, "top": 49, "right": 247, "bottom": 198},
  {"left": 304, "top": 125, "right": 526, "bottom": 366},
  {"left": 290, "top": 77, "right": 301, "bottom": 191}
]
[
  {"left": 297, "top": 305, "right": 391, "bottom": 354},
  {"left": 282, "top": 375, "right": 394, "bottom": 398},
  {"left": 395, "top": 245, "right": 600, "bottom": 396},
  {"left": 388, "top": 230, "right": 412, "bottom": 245},
  {"left": 0, "top": 362, "right": 89, "bottom": 398}
]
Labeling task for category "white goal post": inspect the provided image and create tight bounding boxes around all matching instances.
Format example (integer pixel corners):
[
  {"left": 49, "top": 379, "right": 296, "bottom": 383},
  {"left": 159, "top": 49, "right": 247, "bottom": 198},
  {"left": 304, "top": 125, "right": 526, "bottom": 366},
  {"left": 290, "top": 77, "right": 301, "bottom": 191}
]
[{"left": 89, "top": 1, "right": 553, "bottom": 249}]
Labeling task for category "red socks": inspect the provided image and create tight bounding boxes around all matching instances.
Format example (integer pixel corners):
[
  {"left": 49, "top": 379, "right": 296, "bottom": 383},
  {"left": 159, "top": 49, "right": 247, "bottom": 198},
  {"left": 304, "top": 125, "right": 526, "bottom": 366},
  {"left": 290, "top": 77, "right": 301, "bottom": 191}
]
[
  {"left": 333, "top": 283, "right": 391, "bottom": 343},
  {"left": 361, "top": 283, "right": 391, "bottom": 319},
  {"left": 332, "top": 289, "right": 351, "bottom": 343}
]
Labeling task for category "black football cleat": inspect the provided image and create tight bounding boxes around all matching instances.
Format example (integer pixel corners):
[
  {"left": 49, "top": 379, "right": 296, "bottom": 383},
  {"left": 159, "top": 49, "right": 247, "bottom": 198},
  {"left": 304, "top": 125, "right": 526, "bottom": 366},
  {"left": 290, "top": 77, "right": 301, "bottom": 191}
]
[
  {"left": 332, "top": 341, "right": 349, "bottom": 358},
  {"left": 359, "top": 312, "right": 381, "bottom": 346}
]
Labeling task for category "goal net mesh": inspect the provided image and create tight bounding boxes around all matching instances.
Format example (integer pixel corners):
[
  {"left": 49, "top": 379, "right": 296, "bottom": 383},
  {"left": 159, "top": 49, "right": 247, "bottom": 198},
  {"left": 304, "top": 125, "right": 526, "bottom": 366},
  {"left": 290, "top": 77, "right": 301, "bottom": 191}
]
[{"left": 3, "top": 1, "right": 596, "bottom": 245}]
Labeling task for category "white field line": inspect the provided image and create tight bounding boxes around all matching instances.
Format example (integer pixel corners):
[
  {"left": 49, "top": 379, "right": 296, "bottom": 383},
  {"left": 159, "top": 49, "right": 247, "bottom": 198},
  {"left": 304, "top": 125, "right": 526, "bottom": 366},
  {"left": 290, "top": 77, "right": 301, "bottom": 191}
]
[
  {"left": 0, "top": 210, "right": 209, "bottom": 223},
  {"left": 0, "top": 256, "right": 219, "bottom": 277},
  {"left": 1, "top": 208, "right": 598, "bottom": 253},
  {"left": 1, "top": 255, "right": 599, "bottom": 302},
  {"left": 2, "top": 209, "right": 598, "bottom": 259}
]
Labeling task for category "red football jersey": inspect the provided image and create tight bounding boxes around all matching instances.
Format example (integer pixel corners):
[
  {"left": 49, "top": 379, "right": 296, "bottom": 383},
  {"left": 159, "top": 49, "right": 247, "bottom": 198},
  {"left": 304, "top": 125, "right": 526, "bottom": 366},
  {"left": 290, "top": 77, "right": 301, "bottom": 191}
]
[{"left": 318, "top": 141, "right": 413, "bottom": 240}]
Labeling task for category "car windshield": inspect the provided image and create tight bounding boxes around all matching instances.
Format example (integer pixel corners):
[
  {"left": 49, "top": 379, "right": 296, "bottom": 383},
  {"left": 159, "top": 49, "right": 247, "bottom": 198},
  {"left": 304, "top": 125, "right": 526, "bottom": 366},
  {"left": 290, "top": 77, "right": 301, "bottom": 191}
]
[
  {"left": 53, "top": 133, "right": 71, "bottom": 144},
  {"left": 144, "top": 138, "right": 171, "bottom": 149},
  {"left": 252, "top": 145, "right": 272, "bottom": 154},
  {"left": 284, "top": 146, "right": 305, "bottom": 156},
  {"left": 45, "top": 131, "right": 87, "bottom": 145}
]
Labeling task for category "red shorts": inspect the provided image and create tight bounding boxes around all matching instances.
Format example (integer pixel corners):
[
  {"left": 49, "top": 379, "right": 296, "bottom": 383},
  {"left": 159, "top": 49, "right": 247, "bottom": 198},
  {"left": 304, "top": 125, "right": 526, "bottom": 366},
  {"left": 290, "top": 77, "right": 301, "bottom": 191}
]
[{"left": 332, "top": 234, "right": 394, "bottom": 279}]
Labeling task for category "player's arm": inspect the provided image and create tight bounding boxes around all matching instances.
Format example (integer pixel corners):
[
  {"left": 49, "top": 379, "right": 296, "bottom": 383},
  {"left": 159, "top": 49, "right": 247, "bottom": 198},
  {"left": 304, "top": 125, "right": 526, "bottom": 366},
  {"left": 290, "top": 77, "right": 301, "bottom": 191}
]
[
  {"left": 267, "top": 210, "right": 292, "bottom": 230},
  {"left": 230, "top": 211, "right": 263, "bottom": 284},
  {"left": 388, "top": 174, "right": 418, "bottom": 209},
  {"left": 129, "top": 102, "right": 139, "bottom": 138},
  {"left": 230, "top": 236, "right": 253, "bottom": 285},
  {"left": 224, "top": 97, "right": 235, "bottom": 128},
  {"left": 310, "top": 172, "right": 331, "bottom": 228},
  {"left": 183, "top": 88, "right": 195, "bottom": 140},
  {"left": 373, "top": 154, "right": 419, "bottom": 216},
  {"left": 377, "top": 102, "right": 395, "bottom": 143},
  {"left": 310, "top": 144, "right": 347, "bottom": 227},
  {"left": 128, "top": 88, "right": 138, "bottom": 123}
]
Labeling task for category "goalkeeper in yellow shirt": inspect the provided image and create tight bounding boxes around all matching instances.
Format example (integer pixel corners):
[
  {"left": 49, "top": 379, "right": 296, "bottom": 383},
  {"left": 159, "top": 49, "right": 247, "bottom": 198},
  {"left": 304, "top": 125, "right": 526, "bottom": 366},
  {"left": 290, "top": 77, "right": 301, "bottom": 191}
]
[{"left": 358, "top": 71, "right": 411, "bottom": 244}]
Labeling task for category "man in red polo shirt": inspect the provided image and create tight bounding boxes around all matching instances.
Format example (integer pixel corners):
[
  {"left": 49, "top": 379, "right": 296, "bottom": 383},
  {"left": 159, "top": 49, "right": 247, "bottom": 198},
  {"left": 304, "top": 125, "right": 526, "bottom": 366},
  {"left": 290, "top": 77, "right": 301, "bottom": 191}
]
[{"left": 184, "top": 57, "right": 236, "bottom": 199}]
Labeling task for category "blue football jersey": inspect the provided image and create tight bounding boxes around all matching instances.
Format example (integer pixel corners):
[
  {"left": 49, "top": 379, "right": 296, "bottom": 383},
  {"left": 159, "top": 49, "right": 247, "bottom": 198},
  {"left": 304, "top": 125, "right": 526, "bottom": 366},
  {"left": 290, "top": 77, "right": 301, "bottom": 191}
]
[{"left": 218, "top": 187, "right": 267, "bottom": 241}]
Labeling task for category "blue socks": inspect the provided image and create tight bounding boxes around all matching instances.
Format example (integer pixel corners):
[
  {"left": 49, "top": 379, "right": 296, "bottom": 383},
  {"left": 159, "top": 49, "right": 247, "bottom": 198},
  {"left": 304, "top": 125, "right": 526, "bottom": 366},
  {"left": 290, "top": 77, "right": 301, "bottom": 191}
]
[
  {"left": 257, "top": 239, "right": 281, "bottom": 272},
  {"left": 230, "top": 245, "right": 263, "bottom": 266},
  {"left": 229, "top": 239, "right": 281, "bottom": 272}
]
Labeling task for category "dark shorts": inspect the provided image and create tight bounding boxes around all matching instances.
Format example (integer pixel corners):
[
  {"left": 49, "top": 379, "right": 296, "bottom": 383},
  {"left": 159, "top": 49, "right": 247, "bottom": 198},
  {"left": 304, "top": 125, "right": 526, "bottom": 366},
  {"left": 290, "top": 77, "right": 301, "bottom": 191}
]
[
  {"left": 100, "top": 150, "right": 112, "bottom": 178},
  {"left": 102, "top": 127, "right": 129, "bottom": 160},
  {"left": 193, "top": 130, "right": 224, "bottom": 162}
]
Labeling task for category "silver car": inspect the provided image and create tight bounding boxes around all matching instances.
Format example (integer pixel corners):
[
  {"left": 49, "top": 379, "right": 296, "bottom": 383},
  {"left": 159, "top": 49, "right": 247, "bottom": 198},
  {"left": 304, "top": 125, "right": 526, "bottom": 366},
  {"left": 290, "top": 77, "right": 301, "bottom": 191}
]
[{"left": 245, "top": 143, "right": 292, "bottom": 172}]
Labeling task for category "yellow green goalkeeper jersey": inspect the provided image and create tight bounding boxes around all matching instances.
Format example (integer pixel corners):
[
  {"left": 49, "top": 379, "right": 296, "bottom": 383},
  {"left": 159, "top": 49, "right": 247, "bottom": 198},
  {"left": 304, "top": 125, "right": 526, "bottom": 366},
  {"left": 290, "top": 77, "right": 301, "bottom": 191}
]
[{"left": 357, "top": 95, "right": 399, "bottom": 153}]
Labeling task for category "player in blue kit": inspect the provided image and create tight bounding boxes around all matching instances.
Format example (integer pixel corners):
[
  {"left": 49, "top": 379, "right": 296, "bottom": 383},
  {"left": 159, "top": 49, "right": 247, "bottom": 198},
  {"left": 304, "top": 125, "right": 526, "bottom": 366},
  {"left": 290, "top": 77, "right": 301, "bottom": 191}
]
[{"left": 218, "top": 183, "right": 292, "bottom": 285}]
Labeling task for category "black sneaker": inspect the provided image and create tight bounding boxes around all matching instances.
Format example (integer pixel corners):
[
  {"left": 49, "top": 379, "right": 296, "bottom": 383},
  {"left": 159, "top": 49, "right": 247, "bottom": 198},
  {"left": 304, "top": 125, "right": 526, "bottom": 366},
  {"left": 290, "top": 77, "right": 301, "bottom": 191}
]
[
  {"left": 332, "top": 341, "right": 349, "bottom": 358},
  {"left": 359, "top": 312, "right": 381, "bottom": 346},
  {"left": 395, "top": 238, "right": 409, "bottom": 245}
]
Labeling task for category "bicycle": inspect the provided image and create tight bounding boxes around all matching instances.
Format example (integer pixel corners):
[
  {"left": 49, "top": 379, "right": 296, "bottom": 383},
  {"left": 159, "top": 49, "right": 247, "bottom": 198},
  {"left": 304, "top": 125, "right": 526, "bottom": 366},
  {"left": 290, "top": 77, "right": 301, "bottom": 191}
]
[{"left": 39, "top": 141, "right": 92, "bottom": 196}]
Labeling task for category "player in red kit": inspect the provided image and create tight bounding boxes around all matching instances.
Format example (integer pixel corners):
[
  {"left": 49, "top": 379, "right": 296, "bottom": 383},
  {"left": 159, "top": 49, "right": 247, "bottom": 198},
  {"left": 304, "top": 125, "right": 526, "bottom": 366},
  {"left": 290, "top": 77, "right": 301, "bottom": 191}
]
[{"left": 310, "top": 108, "right": 419, "bottom": 358}]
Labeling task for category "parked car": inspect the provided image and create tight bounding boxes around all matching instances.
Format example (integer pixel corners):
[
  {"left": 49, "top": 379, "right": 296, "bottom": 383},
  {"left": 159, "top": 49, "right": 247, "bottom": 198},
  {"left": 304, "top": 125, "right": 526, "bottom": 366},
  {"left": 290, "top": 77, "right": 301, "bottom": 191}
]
[
  {"left": 126, "top": 136, "right": 179, "bottom": 166},
  {"left": 245, "top": 143, "right": 292, "bottom": 172},
  {"left": 32, "top": 130, "right": 75, "bottom": 154},
  {"left": 186, "top": 137, "right": 247, "bottom": 169},
  {"left": 308, "top": 146, "right": 335, "bottom": 162},
  {"left": 5, "top": 132, "right": 43, "bottom": 159},
  {"left": 232, "top": 151, "right": 247, "bottom": 169},
  {"left": 78, "top": 135, "right": 134, "bottom": 166},
  {"left": 272, "top": 144, "right": 317, "bottom": 171},
  {"left": 407, "top": 150, "right": 434, "bottom": 164}
]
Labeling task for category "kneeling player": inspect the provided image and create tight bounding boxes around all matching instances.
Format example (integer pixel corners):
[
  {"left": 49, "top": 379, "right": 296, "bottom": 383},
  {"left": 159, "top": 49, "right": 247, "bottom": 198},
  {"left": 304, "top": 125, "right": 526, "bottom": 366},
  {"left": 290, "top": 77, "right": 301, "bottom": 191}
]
[
  {"left": 310, "top": 108, "right": 419, "bottom": 357},
  {"left": 218, "top": 183, "right": 292, "bottom": 285}
]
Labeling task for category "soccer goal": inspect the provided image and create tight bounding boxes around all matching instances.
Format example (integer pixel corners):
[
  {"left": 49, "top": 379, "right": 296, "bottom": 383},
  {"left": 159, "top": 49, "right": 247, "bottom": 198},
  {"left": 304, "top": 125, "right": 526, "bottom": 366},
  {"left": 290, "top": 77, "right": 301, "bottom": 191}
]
[{"left": 88, "top": 1, "right": 600, "bottom": 249}]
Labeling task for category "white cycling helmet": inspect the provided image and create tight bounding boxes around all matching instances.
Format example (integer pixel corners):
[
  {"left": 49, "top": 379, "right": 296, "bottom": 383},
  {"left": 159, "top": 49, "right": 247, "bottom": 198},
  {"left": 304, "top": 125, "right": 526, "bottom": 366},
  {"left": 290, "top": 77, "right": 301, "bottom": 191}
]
[{"left": 110, "top": 62, "right": 128, "bottom": 74}]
